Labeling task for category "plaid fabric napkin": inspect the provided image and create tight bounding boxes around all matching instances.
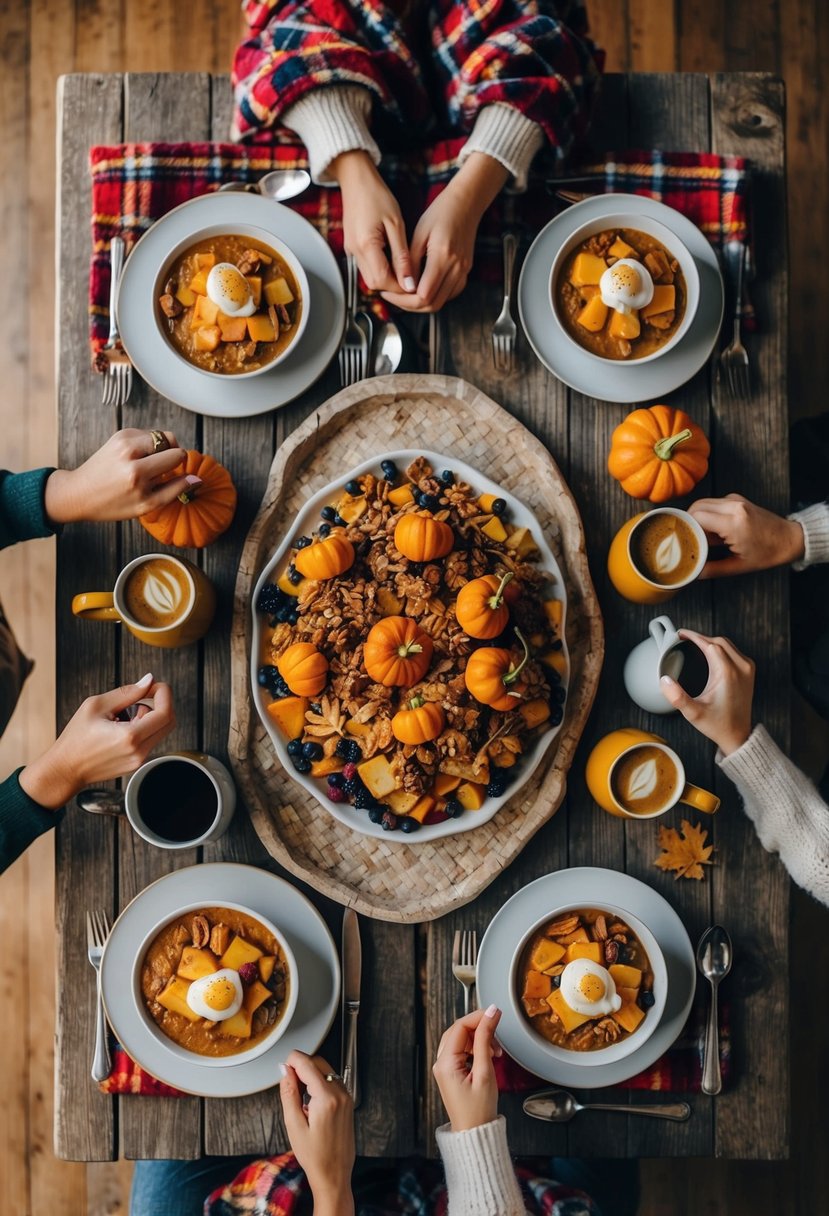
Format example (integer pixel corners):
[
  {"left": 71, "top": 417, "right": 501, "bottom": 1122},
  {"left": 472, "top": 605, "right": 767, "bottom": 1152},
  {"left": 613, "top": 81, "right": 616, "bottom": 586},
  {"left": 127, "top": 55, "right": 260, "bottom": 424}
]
[
  {"left": 98, "top": 1043, "right": 185, "bottom": 1096},
  {"left": 495, "top": 1000, "right": 731, "bottom": 1094},
  {"left": 88, "top": 140, "right": 751, "bottom": 359}
]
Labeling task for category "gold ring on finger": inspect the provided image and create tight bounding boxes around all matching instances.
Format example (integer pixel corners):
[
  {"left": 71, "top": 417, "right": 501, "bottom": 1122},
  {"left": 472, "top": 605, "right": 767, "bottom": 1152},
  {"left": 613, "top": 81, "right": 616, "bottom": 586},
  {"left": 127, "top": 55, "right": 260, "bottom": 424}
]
[{"left": 150, "top": 429, "right": 169, "bottom": 454}]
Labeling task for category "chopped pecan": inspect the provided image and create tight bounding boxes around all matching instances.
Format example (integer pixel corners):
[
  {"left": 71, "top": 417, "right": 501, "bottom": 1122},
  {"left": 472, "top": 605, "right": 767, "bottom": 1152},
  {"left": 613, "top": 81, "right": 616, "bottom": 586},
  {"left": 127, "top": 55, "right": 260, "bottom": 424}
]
[
  {"left": 236, "top": 248, "right": 261, "bottom": 275},
  {"left": 595, "top": 1017, "right": 621, "bottom": 1043},
  {"left": 608, "top": 921, "right": 629, "bottom": 935},
  {"left": 158, "top": 293, "right": 183, "bottom": 318},
  {"left": 191, "top": 915, "right": 210, "bottom": 948},
  {"left": 209, "top": 924, "right": 232, "bottom": 956},
  {"left": 593, "top": 914, "right": 608, "bottom": 941},
  {"left": 545, "top": 913, "right": 581, "bottom": 937}
]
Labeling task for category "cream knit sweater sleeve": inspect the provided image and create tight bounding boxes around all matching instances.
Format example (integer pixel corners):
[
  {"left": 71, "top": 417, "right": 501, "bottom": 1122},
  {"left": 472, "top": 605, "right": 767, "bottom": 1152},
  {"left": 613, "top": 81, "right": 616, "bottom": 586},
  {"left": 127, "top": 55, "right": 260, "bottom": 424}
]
[
  {"left": 789, "top": 501, "right": 829, "bottom": 570},
  {"left": 718, "top": 725, "right": 829, "bottom": 905},
  {"left": 435, "top": 1117, "right": 527, "bottom": 1215}
]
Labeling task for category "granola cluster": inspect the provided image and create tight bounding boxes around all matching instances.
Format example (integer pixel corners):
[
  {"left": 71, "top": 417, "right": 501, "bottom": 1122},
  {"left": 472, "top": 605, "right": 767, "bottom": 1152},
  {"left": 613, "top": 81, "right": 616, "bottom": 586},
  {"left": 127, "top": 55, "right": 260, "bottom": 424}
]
[{"left": 256, "top": 456, "right": 568, "bottom": 832}]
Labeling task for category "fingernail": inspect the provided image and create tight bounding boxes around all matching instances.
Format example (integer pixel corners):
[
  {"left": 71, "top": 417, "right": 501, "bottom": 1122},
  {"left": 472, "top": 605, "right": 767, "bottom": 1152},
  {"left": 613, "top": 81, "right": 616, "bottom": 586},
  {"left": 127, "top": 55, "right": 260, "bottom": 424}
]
[
  {"left": 278, "top": 1062, "right": 287, "bottom": 1078},
  {"left": 185, "top": 475, "right": 202, "bottom": 486},
  {"left": 660, "top": 675, "right": 675, "bottom": 686},
  {"left": 484, "top": 1003, "right": 499, "bottom": 1018},
  {"left": 136, "top": 672, "right": 153, "bottom": 687},
  {"left": 403, "top": 275, "right": 416, "bottom": 292}
]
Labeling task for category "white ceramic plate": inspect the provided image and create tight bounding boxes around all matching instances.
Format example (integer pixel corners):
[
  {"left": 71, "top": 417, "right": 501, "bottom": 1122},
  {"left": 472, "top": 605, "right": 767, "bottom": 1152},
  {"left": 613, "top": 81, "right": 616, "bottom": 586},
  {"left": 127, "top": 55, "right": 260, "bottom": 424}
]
[
  {"left": 476, "top": 867, "right": 696, "bottom": 1088},
  {"left": 518, "top": 193, "right": 724, "bottom": 404},
  {"left": 100, "top": 863, "right": 340, "bottom": 1097},
  {"left": 251, "top": 449, "right": 570, "bottom": 843},
  {"left": 117, "top": 193, "right": 345, "bottom": 418}
]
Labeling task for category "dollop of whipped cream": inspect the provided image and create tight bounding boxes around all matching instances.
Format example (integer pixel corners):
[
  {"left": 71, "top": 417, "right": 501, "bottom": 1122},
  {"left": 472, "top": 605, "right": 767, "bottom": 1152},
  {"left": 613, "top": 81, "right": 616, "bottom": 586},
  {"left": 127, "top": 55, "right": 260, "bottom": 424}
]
[
  {"left": 654, "top": 531, "right": 683, "bottom": 575},
  {"left": 143, "top": 569, "right": 185, "bottom": 619}
]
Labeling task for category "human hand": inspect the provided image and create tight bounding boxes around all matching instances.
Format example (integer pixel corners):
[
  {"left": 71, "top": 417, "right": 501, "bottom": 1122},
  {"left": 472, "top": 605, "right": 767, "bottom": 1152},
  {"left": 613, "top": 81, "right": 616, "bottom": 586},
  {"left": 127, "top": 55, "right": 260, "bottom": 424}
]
[
  {"left": 688, "top": 494, "right": 804, "bottom": 578},
  {"left": 279, "top": 1051, "right": 355, "bottom": 1215},
  {"left": 19, "top": 674, "right": 176, "bottom": 809},
  {"left": 432, "top": 1006, "right": 503, "bottom": 1133},
  {"left": 44, "top": 429, "right": 197, "bottom": 525},
  {"left": 331, "top": 150, "right": 415, "bottom": 296},
  {"left": 659, "top": 629, "right": 755, "bottom": 755}
]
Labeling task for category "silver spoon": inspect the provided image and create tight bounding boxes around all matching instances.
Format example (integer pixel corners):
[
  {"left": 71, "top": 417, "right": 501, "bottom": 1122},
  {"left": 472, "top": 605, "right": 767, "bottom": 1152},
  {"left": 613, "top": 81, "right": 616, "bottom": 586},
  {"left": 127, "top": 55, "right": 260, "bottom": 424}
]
[
  {"left": 523, "top": 1088, "right": 691, "bottom": 1123},
  {"left": 374, "top": 319, "right": 403, "bottom": 375},
  {"left": 218, "top": 168, "right": 311, "bottom": 202},
  {"left": 696, "top": 924, "right": 732, "bottom": 1095}
]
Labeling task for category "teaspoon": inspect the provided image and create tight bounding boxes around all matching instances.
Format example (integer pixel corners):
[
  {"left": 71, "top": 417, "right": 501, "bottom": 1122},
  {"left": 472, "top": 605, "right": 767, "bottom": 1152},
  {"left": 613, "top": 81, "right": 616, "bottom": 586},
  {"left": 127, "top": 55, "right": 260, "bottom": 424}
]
[
  {"left": 218, "top": 168, "right": 311, "bottom": 202},
  {"left": 696, "top": 924, "right": 732, "bottom": 1095},
  {"left": 523, "top": 1088, "right": 691, "bottom": 1123},
  {"left": 374, "top": 319, "right": 403, "bottom": 375}
]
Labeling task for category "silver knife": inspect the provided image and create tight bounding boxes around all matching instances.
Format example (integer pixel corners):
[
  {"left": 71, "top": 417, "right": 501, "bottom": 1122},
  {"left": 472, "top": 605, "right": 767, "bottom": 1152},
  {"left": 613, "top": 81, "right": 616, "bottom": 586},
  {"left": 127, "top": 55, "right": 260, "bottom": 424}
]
[{"left": 341, "top": 908, "right": 362, "bottom": 1107}]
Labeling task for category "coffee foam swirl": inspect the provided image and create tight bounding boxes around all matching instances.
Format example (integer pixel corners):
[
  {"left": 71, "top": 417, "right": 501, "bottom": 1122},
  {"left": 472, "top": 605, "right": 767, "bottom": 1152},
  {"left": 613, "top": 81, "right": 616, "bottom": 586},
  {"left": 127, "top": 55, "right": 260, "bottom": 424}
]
[
  {"left": 653, "top": 531, "right": 682, "bottom": 575},
  {"left": 624, "top": 758, "right": 658, "bottom": 802},
  {"left": 143, "top": 569, "right": 186, "bottom": 619}
]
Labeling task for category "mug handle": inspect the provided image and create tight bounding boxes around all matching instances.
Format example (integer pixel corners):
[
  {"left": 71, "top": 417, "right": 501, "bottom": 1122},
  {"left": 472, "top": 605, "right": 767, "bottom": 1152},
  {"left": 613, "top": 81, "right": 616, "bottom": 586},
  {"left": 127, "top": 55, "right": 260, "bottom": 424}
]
[
  {"left": 680, "top": 783, "right": 720, "bottom": 814},
  {"left": 649, "top": 615, "right": 680, "bottom": 656},
  {"left": 72, "top": 592, "right": 121, "bottom": 623}
]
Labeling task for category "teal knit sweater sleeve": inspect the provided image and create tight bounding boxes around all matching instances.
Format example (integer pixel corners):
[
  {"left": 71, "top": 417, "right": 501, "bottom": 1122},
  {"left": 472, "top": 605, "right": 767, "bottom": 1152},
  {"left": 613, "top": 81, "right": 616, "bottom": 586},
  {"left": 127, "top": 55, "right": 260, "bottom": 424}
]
[
  {"left": 0, "top": 769, "right": 64, "bottom": 875},
  {"left": 0, "top": 468, "right": 56, "bottom": 550}
]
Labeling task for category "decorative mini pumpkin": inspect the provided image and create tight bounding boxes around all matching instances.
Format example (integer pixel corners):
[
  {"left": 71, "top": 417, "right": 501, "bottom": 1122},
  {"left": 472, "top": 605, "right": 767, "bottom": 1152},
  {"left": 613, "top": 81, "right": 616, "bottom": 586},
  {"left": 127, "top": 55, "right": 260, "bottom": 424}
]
[
  {"left": 456, "top": 572, "right": 514, "bottom": 639},
  {"left": 294, "top": 530, "right": 355, "bottom": 580},
  {"left": 363, "top": 616, "right": 434, "bottom": 686},
  {"left": 391, "top": 696, "right": 445, "bottom": 745},
  {"left": 464, "top": 629, "right": 529, "bottom": 710},
  {"left": 393, "top": 513, "right": 454, "bottom": 562},
  {"left": 277, "top": 642, "right": 329, "bottom": 697},
  {"left": 139, "top": 450, "right": 237, "bottom": 548},
  {"left": 608, "top": 405, "right": 710, "bottom": 502}
]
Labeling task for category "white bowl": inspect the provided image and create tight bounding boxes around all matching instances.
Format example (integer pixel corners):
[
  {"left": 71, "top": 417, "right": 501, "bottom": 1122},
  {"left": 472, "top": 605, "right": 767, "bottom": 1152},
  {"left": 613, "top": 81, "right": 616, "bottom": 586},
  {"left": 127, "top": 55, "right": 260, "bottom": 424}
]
[
  {"left": 549, "top": 210, "right": 700, "bottom": 366},
  {"left": 509, "top": 900, "right": 667, "bottom": 1068},
  {"left": 133, "top": 900, "right": 299, "bottom": 1068},
  {"left": 154, "top": 222, "right": 310, "bottom": 380}
]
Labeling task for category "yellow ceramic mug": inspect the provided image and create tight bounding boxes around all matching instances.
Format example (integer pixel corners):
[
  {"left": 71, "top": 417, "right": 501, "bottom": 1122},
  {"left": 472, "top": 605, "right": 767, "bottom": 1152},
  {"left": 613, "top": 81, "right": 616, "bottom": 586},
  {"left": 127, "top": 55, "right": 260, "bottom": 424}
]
[
  {"left": 585, "top": 728, "right": 720, "bottom": 819},
  {"left": 72, "top": 553, "right": 216, "bottom": 648},
  {"left": 607, "top": 507, "right": 708, "bottom": 605}
]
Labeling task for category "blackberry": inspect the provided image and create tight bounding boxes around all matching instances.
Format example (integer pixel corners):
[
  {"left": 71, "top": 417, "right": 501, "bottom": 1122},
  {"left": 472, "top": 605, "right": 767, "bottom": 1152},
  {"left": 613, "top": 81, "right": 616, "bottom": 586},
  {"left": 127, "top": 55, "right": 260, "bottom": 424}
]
[
  {"left": 291, "top": 756, "right": 312, "bottom": 774},
  {"left": 327, "top": 772, "right": 345, "bottom": 789},
  {"left": 491, "top": 497, "right": 507, "bottom": 517},
  {"left": 400, "top": 815, "right": 421, "bottom": 833},
  {"left": 256, "top": 583, "right": 284, "bottom": 614},
  {"left": 345, "top": 479, "right": 361, "bottom": 495},
  {"left": 368, "top": 806, "right": 384, "bottom": 824},
  {"left": 353, "top": 788, "right": 376, "bottom": 810},
  {"left": 486, "top": 775, "right": 508, "bottom": 799},
  {"left": 407, "top": 562, "right": 424, "bottom": 576},
  {"left": 318, "top": 522, "right": 332, "bottom": 537},
  {"left": 343, "top": 775, "right": 366, "bottom": 799},
  {"left": 302, "top": 741, "right": 324, "bottom": 760},
  {"left": 550, "top": 638, "right": 563, "bottom": 651},
  {"left": 320, "top": 505, "right": 336, "bottom": 521},
  {"left": 336, "top": 737, "right": 362, "bottom": 762},
  {"left": 445, "top": 798, "right": 464, "bottom": 818},
  {"left": 288, "top": 566, "right": 303, "bottom": 586},
  {"left": 439, "top": 469, "right": 455, "bottom": 485},
  {"left": 287, "top": 737, "right": 304, "bottom": 757},
  {"left": 419, "top": 493, "right": 440, "bottom": 512},
  {"left": 381, "top": 459, "right": 398, "bottom": 481},
  {"left": 551, "top": 685, "right": 567, "bottom": 703},
  {"left": 294, "top": 535, "right": 312, "bottom": 549},
  {"left": 381, "top": 810, "right": 399, "bottom": 831},
  {"left": 640, "top": 990, "right": 655, "bottom": 1009},
  {"left": 549, "top": 705, "right": 563, "bottom": 727}
]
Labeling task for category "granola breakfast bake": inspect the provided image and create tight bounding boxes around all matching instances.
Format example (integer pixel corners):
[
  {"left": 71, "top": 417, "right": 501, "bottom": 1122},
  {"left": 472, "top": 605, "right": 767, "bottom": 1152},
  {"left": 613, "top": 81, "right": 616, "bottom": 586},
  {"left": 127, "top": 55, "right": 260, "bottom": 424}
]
[{"left": 255, "top": 455, "right": 568, "bottom": 835}]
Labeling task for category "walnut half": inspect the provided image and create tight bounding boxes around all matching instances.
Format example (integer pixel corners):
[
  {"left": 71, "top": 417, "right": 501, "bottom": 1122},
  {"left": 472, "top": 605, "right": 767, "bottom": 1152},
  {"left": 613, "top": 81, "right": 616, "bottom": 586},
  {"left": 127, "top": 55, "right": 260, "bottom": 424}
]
[
  {"left": 209, "top": 923, "right": 231, "bottom": 956},
  {"left": 191, "top": 915, "right": 210, "bottom": 948}
]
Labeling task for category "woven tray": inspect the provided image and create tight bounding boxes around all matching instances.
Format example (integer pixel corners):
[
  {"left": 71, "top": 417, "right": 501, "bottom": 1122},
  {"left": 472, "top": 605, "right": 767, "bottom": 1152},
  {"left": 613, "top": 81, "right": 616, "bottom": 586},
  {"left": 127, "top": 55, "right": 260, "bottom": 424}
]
[{"left": 229, "top": 374, "right": 604, "bottom": 922}]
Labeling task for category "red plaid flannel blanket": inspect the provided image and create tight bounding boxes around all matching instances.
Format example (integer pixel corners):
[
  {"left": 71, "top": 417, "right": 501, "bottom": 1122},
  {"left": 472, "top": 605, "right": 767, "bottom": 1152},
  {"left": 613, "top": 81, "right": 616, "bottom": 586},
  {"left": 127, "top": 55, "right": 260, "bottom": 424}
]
[{"left": 89, "top": 142, "right": 750, "bottom": 358}]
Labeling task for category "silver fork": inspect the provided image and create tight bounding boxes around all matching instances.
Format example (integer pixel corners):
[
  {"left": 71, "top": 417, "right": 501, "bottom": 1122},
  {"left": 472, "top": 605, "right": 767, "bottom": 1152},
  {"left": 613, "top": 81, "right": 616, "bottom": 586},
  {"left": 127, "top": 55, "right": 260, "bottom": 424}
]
[
  {"left": 720, "top": 240, "right": 750, "bottom": 399},
  {"left": 451, "top": 928, "right": 478, "bottom": 1016},
  {"left": 492, "top": 232, "right": 518, "bottom": 373},
  {"left": 338, "top": 255, "right": 368, "bottom": 387},
  {"left": 86, "top": 909, "right": 112, "bottom": 1082},
  {"left": 100, "top": 236, "right": 133, "bottom": 407}
]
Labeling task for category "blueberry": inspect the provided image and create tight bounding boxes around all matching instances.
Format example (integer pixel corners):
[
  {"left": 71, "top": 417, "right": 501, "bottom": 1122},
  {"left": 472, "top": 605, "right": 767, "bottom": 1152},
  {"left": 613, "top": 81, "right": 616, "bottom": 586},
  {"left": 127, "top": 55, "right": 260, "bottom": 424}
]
[
  {"left": 551, "top": 973, "right": 562, "bottom": 989},
  {"left": 547, "top": 667, "right": 562, "bottom": 685},
  {"left": 288, "top": 567, "right": 303, "bottom": 586},
  {"left": 334, "top": 514, "right": 347, "bottom": 527},
  {"left": 400, "top": 816, "right": 421, "bottom": 833},
  {"left": 345, "top": 479, "right": 361, "bottom": 495},
  {"left": 257, "top": 664, "right": 279, "bottom": 689},
  {"left": 328, "top": 772, "right": 345, "bottom": 789},
  {"left": 287, "top": 737, "right": 304, "bottom": 756},
  {"left": 292, "top": 756, "right": 312, "bottom": 774},
  {"left": 310, "top": 702, "right": 323, "bottom": 715},
  {"left": 640, "top": 990, "right": 655, "bottom": 1009},
  {"left": 294, "top": 535, "right": 312, "bottom": 549},
  {"left": 439, "top": 469, "right": 455, "bottom": 485},
  {"left": 318, "top": 523, "right": 332, "bottom": 537},
  {"left": 412, "top": 489, "right": 424, "bottom": 506},
  {"left": 302, "top": 741, "right": 323, "bottom": 760},
  {"left": 552, "top": 685, "right": 567, "bottom": 703},
  {"left": 320, "top": 505, "right": 336, "bottom": 521},
  {"left": 491, "top": 498, "right": 507, "bottom": 517},
  {"left": 408, "top": 562, "right": 424, "bottom": 576},
  {"left": 419, "top": 493, "right": 440, "bottom": 512},
  {"left": 275, "top": 605, "right": 292, "bottom": 623},
  {"left": 550, "top": 638, "right": 563, "bottom": 651},
  {"left": 549, "top": 704, "right": 563, "bottom": 726},
  {"left": 381, "top": 459, "right": 398, "bottom": 480},
  {"left": 368, "top": 806, "right": 385, "bottom": 824},
  {"left": 288, "top": 610, "right": 300, "bottom": 625},
  {"left": 445, "top": 798, "right": 464, "bottom": 818}
]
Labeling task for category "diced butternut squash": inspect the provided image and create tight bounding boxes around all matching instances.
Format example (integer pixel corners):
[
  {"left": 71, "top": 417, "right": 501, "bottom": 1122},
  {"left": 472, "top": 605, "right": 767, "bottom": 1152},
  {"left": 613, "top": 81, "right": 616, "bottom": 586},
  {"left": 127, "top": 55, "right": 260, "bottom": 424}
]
[
  {"left": 540, "top": 648, "right": 568, "bottom": 677},
  {"left": 547, "top": 987, "right": 592, "bottom": 1033},
  {"left": 377, "top": 586, "right": 403, "bottom": 616},
  {"left": 243, "top": 980, "right": 272, "bottom": 1015},
  {"left": 310, "top": 755, "right": 343, "bottom": 779},
  {"left": 530, "top": 938, "right": 566, "bottom": 970},
  {"left": 345, "top": 719, "right": 371, "bottom": 737},
  {"left": 217, "top": 1007, "right": 253, "bottom": 1039},
  {"left": 220, "top": 936, "right": 264, "bottom": 971},
  {"left": 188, "top": 269, "right": 209, "bottom": 295},
  {"left": 505, "top": 526, "right": 538, "bottom": 559},
  {"left": 608, "top": 309, "right": 641, "bottom": 340},
  {"left": 259, "top": 956, "right": 276, "bottom": 984},
  {"left": 439, "top": 755, "right": 490, "bottom": 784},
  {"left": 157, "top": 977, "right": 201, "bottom": 1022},
  {"left": 266, "top": 695, "right": 308, "bottom": 740},
  {"left": 519, "top": 699, "right": 551, "bottom": 729},
  {"left": 576, "top": 295, "right": 609, "bottom": 333},
  {"left": 264, "top": 276, "right": 294, "bottom": 306},
  {"left": 388, "top": 484, "right": 415, "bottom": 507},
  {"left": 434, "top": 773, "right": 461, "bottom": 797},
  {"left": 478, "top": 493, "right": 499, "bottom": 512},
  {"left": 641, "top": 284, "right": 676, "bottom": 319},
  {"left": 178, "top": 947, "right": 220, "bottom": 981},
  {"left": 543, "top": 599, "right": 564, "bottom": 632},
  {"left": 247, "top": 313, "right": 275, "bottom": 343},
  {"left": 616, "top": 985, "right": 640, "bottom": 1005},
  {"left": 578, "top": 284, "right": 600, "bottom": 300},
  {"left": 455, "top": 780, "right": 487, "bottom": 810},
  {"left": 608, "top": 963, "right": 643, "bottom": 989},
  {"left": 358, "top": 754, "right": 398, "bottom": 799},
  {"left": 218, "top": 314, "right": 248, "bottom": 343},
  {"left": 522, "top": 970, "right": 552, "bottom": 1000},
  {"left": 195, "top": 252, "right": 216, "bottom": 271},
  {"left": 245, "top": 275, "right": 262, "bottom": 306},
  {"left": 569, "top": 251, "right": 607, "bottom": 287},
  {"left": 608, "top": 236, "right": 635, "bottom": 259},
  {"left": 385, "top": 788, "right": 420, "bottom": 816},
  {"left": 193, "top": 326, "right": 221, "bottom": 352},
  {"left": 336, "top": 495, "right": 367, "bottom": 524},
  {"left": 564, "top": 941, "right": 603, "bottom": 965},
  {"left": 481, "top": 516, "right": 508, "bottom": 543},
  {"left": 555, "top": 926, "right": 589, "bottom": 945},
  {"left": 277, "top": 570, "right": 304, "bottom": 597},
  {"left": 193, "top": 292, "right": 220, "bottom": 324},
  {"left": 407, "top": 794, "right": 436, "bottom": 823},
  {"left": 175, "top": 283, "right": 196, "bottom": 307},
  {"left": 612, "top": 1001, "right": 646, "bottom": 1034}
]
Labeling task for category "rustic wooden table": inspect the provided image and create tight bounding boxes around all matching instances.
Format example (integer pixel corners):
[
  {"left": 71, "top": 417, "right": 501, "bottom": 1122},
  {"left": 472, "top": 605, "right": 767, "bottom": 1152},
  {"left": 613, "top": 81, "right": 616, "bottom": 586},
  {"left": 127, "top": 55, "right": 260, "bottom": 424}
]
[{"left": 55, "top": 70, "right": 788, "bottom": 1162}]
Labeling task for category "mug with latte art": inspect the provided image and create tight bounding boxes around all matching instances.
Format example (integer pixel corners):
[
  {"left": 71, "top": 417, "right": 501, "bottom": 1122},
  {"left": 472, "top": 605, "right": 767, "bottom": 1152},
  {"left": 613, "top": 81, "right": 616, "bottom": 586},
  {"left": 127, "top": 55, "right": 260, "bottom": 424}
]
[
  {"left": 586, "top": 728, "right": 720, "bottom": 819},
  {"left": 72, "top": 554, "right": 215, "bottom": 647},
  {"left": 607, "top": 507, "right": 708, "bottom": 604}
]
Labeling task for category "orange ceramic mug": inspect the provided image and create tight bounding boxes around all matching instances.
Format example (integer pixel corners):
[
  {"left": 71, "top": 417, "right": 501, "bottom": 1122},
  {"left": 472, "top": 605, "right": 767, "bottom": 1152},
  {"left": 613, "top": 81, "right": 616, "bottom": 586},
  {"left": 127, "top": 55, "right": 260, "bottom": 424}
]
[
  {"left": 585, "top": 728, "right": 720, "bottom": 819},
  {"left": 607, "top": 507, "right": 708, "bottom": 605}
]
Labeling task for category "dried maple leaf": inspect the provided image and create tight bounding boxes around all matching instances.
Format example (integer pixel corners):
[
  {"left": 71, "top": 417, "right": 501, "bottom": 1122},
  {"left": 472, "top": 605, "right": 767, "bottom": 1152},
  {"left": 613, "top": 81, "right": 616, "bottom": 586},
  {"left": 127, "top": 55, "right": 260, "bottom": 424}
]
[
  {"left": 654, "top": 819, "right": 714, "bottom": 881},
  {"left": 303, "top": 695, "right": 346, "bottom": 740}
]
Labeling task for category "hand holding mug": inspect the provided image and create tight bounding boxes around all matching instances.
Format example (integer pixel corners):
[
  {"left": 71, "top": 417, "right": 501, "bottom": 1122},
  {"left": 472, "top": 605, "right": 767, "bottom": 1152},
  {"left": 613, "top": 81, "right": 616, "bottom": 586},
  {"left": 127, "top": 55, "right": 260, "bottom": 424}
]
[
  {"left": 660, "top": 629, "right": 755, "bottom": 756},
  {"left": 688, "top": 494, "right": 805, "bottom": 578},
  {"left": 18, "top": 674, "right": 175, "bottom": 810},
  {"left": 279, "top": 1050, "right": 355, "bottom": 1215},
  {"left": 43, "top": 428, "right": 197, "bottom": 525},
  {"left": 432, "top": 1006, "right": 503, "bottom": 1133}
]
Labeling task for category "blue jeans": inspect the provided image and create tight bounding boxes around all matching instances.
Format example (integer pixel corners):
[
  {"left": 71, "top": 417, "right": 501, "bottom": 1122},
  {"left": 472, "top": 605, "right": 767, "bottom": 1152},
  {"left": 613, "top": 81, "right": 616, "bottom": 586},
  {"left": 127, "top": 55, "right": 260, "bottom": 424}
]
[{"left": 130, "top": 1156, "right": 255, "bottom": 1216}]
